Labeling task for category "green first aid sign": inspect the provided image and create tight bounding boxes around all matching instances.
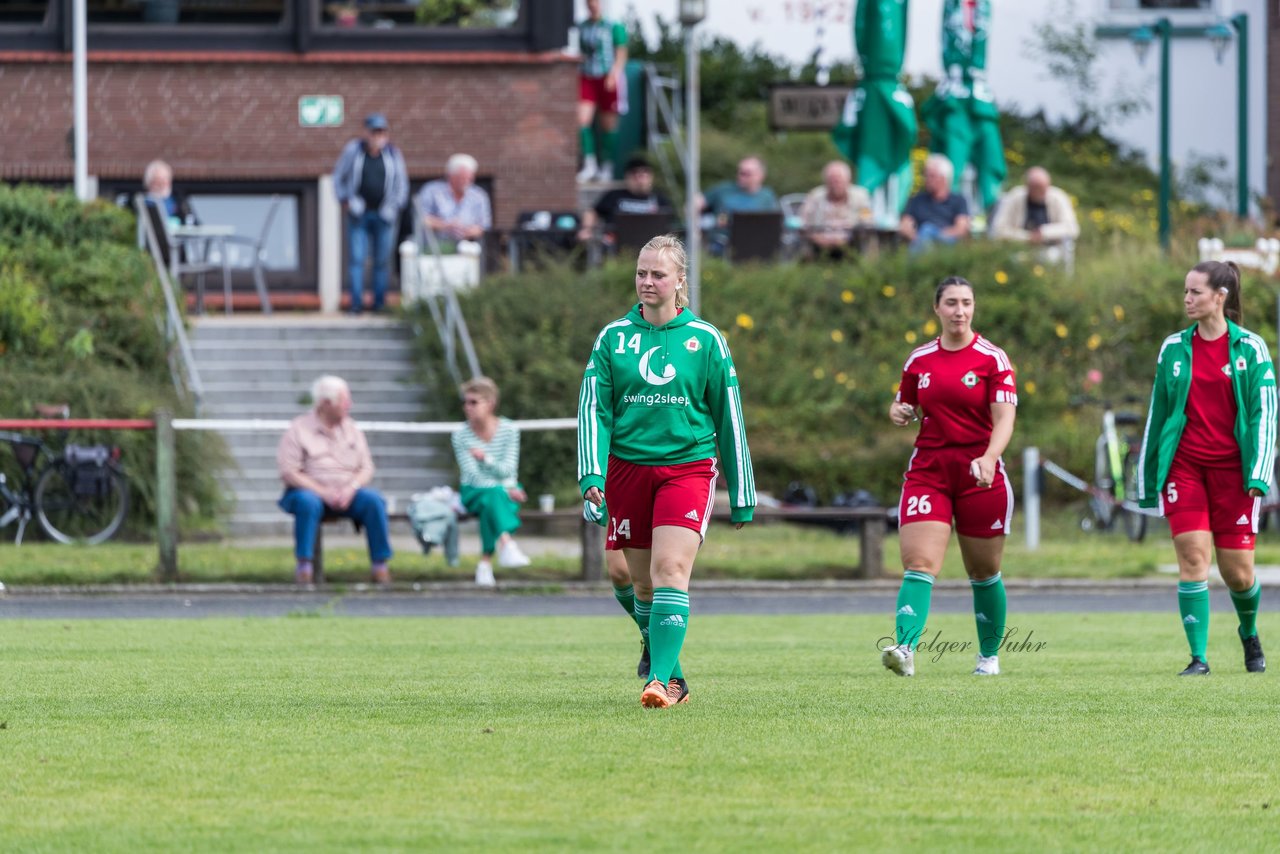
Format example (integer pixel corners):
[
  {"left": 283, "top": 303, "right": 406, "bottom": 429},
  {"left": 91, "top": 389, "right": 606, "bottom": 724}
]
[{"left": 298, "top": 96, "right": 344, "bottom": 128}]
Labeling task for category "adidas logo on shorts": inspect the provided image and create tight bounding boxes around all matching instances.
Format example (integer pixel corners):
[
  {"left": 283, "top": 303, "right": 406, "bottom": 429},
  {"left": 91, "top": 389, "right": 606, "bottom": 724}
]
[
  {"left": 685, "top": 509, "right": 699, "bottom": 521},
  {"left": 990, "top": 520, "right": 1003, "bottom": 530},
  {"left": 1237, "top": 514, "right": 1250, "bottom": 525}
]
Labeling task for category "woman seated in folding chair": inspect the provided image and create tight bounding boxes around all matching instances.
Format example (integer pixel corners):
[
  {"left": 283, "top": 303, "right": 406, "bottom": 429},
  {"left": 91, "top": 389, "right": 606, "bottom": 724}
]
[{"left": 451, "top": 377, "right": 532, "bottom": 586}]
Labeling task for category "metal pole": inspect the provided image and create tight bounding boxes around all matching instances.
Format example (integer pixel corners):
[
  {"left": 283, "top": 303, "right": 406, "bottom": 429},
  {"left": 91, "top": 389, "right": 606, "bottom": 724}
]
[
  {"left": 1233, "top": 13, "right": 1249, "bottom": 219},
  {"left": 72, "top": 0, "right": 89, "bottom": 201},
  {"left": 156, "top": 409, "right": 178, "bottom": 581},
  {"left": 685, "top": 22, "right": 701, "bottom": 314},
  {"left": 1157, "top": 18, "right": 1171, "bottom": 252},
  {"left": 1024, "top": 446, "right": 1040, "bottom": 551}
]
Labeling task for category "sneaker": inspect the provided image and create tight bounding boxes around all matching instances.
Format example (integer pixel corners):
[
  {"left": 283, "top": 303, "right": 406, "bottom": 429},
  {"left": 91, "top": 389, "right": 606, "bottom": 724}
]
[
  {"left": 294, "top": 566, "right": 314, "bottom": 587},
  {"left": 1241, "top": 631, "right": 1266, "bottom": 673},
  {"left": 370, "top": 565, "right": 391, "bottom": 586},
  {"left": 576, "top": 157, "right": 599, "bottom": 183},
  {"left": 1179, "top": 656, "right": 1211, "bottom": 676},
  {"left": 475, "top": 560, "right": 495, "bottom": 587},
  {"left": 881, "top": 644, "right": 915, "bottom": 677},
  {"left": 497, "top": 541, "right": 531, "bottom": 569},
  {"left": 640, "top": 679, "right": 671, "bottom": 709},
  {"left": 666, "top": 677, "right": 690, "bottom": 705},
  {"left": 595, "top": 162, "right": 615, "bottom": 182},
  {"left": 637, "top": 643, "right": 651, "bottom": 680},
  {"left": 973, "top": 653, "right": 1000, "bottom": 676}
]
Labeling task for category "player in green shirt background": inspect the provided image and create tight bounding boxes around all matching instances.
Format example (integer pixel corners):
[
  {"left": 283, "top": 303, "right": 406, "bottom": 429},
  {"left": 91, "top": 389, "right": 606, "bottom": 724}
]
[{"left": 576, "top": 0, "right": 628, "bottom": 182}]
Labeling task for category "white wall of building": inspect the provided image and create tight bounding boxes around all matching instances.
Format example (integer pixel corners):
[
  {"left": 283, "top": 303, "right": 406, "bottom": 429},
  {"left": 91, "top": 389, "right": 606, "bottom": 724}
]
[{"left": 610, "top": 0, "right": 1268, "bottom": 214}]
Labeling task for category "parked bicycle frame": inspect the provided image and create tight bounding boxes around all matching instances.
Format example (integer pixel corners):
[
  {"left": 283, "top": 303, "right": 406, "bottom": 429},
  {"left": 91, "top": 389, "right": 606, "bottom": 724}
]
[
  {"left": 1065, "top": 397, "right": 1148, "bottom": 542},
  {"left": 0, "top": 429, "right": 129, "bottom": 545}
]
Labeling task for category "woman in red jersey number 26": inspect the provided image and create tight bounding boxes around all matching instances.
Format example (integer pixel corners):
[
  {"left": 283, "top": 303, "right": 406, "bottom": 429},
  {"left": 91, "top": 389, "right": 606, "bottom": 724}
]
[
  {"left": 882, "top": 276, "right": 1018, "bottom": 678},
  {"left": 577, "top": 234, "right": 755, "bottom": 709}
]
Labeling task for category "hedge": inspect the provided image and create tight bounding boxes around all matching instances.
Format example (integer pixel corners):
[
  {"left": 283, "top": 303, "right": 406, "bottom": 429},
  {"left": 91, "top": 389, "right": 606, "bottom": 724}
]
[
  {"left": 408, "top": 240, "right": 1279, "bottom": 507},
  {"left": 0, "top": 184, "right": 227, "bottom": 536}
]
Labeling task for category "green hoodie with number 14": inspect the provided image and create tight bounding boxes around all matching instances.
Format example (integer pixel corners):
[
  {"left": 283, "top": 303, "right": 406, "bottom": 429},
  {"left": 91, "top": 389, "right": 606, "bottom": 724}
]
[{"left": 578, "top": 304, "right": 756, "bottom": 523}]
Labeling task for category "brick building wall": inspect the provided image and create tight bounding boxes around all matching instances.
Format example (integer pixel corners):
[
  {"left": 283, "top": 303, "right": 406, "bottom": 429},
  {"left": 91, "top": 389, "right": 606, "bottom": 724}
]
[{"left": 0, "top": 51, "right": 579, "bottom": 228}]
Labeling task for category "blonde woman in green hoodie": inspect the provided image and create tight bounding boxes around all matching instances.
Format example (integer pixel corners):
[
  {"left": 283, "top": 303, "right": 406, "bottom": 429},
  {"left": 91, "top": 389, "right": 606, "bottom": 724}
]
[{"left": 578, "top": 234, "right": 755, "bottom": 709}]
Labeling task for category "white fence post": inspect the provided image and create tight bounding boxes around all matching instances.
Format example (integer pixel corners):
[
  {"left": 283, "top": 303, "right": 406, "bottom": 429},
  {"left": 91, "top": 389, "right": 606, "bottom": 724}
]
[{"left": 1024, "top": 446, "right": 1040, "bottom": 551}]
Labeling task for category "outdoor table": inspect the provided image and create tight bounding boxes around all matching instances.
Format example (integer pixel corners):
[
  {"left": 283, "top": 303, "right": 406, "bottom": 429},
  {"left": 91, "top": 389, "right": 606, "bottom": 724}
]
[{"left": 171, "top": 224, "right": 236, "bottom": 314}]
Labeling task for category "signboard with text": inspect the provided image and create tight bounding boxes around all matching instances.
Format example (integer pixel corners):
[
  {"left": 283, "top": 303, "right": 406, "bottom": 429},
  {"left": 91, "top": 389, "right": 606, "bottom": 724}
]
[
  {"left": 767, "top": 85, "right": 853, "bottom": 131},
  {"left": 298, "top": 96, "right": 344, "bottom": 128}
]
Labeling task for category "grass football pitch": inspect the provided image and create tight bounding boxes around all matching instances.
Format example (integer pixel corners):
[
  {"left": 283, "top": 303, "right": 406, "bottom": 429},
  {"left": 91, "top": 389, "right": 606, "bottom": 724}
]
[{"left": 2, "top": 611, "right": 1278, "bottom": 851}]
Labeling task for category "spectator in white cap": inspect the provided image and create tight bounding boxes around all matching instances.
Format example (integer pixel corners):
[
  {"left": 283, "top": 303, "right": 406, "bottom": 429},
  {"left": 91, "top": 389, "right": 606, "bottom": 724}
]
[{"left": 415, "top": 153, "right": 492, "bottom": 249}]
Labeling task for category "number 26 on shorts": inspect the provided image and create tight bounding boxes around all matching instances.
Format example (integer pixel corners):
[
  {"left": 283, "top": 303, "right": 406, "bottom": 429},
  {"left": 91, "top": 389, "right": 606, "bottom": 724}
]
[{"left": 906, "top": 494, "right": 932, "bottom": 517}]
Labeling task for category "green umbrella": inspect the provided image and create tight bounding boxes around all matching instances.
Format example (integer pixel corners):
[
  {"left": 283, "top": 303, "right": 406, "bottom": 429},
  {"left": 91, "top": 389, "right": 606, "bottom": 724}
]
[
  {"left": 832, "top": 0, "right": 918, "bottom": 213},
  {"left": 921, "top": 0, "right": 1007, "bottom": 210}
]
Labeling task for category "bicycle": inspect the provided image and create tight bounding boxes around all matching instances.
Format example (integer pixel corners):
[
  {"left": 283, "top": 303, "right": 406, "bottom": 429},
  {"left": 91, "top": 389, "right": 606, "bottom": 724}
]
[
  {"left": 0, "top": 429, "right": 130, "bottom": 545},
  {"left": 1078, "top": 397, "right": 1147, "bottom": 542}
]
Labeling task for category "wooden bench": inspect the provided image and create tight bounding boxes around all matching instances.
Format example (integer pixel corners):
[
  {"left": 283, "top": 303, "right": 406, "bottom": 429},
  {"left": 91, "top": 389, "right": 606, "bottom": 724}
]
[{"left": 310, "top": 505, "right": 890, "bottom": 583}]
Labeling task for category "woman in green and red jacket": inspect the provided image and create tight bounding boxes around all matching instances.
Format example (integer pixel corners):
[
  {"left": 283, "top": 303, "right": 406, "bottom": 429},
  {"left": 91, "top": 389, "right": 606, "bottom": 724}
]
[{"left": 1138, "top": 260, "right": 1276, "bottom": 676}]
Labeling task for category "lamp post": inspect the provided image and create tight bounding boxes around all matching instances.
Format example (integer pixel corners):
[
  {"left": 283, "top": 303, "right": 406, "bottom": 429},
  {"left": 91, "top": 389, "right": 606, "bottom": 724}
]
[
  {"left": 73, "top": 0, "right": 89, "bottom": 201},
  {"left": 679, "top": 0, "right": 705, "bottom": 314},
  {"left": 1130, "top": 18, "right": 1171, "bottom": 252},
  {"left": 1206, "top": 15, "right": 1249, "bottom": 218},
  {"left": 1231, "top": 13, "right": 1248, "bottom": 219}
]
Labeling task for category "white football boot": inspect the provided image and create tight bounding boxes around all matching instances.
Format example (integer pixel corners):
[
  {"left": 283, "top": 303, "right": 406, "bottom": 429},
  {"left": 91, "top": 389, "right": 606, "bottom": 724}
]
[
  {"left": 881, "top": 644, "right": 915, "bottom": 677},
  {"left": 972, "top": 653, "right": 1000, "bottom": 676}
]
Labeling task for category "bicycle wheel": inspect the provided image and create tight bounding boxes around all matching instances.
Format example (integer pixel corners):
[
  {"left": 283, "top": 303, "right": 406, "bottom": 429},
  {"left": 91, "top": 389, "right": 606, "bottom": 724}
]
[
  {"left": 1091, "top": 434, "right": 1116, "bottom": 530},
  {"left": 35, "top": 462, "right": 128, "bottom": 544},
  {"left": 1122, "top": 450, "right": 1147, "bottom": 543}
]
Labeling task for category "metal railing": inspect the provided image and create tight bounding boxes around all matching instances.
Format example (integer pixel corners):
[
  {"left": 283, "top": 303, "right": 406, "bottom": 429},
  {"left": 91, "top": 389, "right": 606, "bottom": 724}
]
[
  {"left": 134, "top": 196, "right": 205, "bottom": 414},
  {"left": 643, "top": 61, "right": 687, "bottom": 209},
  {"left": 406, "top": 199, "right": 482, "bottom": 389}
]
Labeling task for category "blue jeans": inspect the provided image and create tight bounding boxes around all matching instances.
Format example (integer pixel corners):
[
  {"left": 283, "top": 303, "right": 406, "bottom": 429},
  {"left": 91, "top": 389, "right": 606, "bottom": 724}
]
[
  {"left": 909, "top": 221, "right": 960, "bottom": 255},
  {"left": 347, "top": 210, "right": 395, "bottom": 312},
  {"left": 279, "top": 487, "right": 393, "bottom": 563}
]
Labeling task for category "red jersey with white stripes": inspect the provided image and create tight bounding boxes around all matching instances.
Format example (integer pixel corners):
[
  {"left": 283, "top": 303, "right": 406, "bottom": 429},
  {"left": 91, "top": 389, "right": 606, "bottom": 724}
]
[
  {"left": 895, "top": 334, "right": 1017, "bottom": 449},
  {"left": 1177, "top": 330, "right": 1238, "bottom": 466}
]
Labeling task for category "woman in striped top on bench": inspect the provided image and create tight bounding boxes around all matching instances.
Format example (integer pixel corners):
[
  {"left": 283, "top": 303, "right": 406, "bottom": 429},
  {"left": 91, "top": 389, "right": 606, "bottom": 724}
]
[{"left": 452, "top": 376, "right": 531, "bottom": 587}]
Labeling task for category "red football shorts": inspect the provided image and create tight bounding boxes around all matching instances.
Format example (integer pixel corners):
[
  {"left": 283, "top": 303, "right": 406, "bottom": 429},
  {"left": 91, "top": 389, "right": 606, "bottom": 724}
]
[
  {"left": 603, "top": 455, "right": 717, "bottom": 550},
  {"left": 579, "top": 74, "right": 620, "bottom": 113},
  {"left": 1160, "top": 454, "right": 1258, "bottom": 550},
  {"left": 898, "top": 445, "right": 1013, "bottom": 538}
]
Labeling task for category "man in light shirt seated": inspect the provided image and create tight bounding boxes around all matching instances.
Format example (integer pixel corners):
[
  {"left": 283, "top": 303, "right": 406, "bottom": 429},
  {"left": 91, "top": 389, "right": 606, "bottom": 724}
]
[
  {"left": 989, "top": 166, "right": 1080, "bottom": 266},
  {"left": 277, "top": 375, "right": 392, "bottom": 586},
  {"left": 799, "top": 160, "right": 873, "bottom": 260},
  {"left": 415, "top": 153, "right": 492, "bottom": 250}
]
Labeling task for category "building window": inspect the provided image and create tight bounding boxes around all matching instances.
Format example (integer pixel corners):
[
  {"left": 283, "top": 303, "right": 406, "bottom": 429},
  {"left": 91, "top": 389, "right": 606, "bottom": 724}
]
[
  {"left": 0, "top": 0, "right": 54, "bottom": 23},
  {"left": 86, "top": 0, "right": 287, "bottom": 25},
  {"left": 319, "top": 0, "right": 520, "bottom": 31},
  {"left": 186, "top": 193, "right": 299, "bottom": 272},
  {"left": 1106, "top": 1, "right": 1213, "bottom": 9}
]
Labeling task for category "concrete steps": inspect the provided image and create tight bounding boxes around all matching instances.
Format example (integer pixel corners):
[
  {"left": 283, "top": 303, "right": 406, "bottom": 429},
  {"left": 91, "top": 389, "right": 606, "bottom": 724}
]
[{"left": 190, "top": 315, "right": 455, "bottom": 536}]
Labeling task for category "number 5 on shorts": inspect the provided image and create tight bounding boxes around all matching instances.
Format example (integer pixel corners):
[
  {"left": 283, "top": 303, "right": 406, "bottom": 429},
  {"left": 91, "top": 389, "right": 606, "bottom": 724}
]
[
  {"left": 906, "top": 495, "right": 932, "bottom": 516},
  {"left": 1165, "top": 481, "right": 1178, "bottom": 504}
]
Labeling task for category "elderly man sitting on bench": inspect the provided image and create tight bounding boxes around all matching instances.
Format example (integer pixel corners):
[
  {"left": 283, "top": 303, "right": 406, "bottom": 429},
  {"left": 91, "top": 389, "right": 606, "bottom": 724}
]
[{"left": 277, "top": 375, "right": 391, "bottom": 586}]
